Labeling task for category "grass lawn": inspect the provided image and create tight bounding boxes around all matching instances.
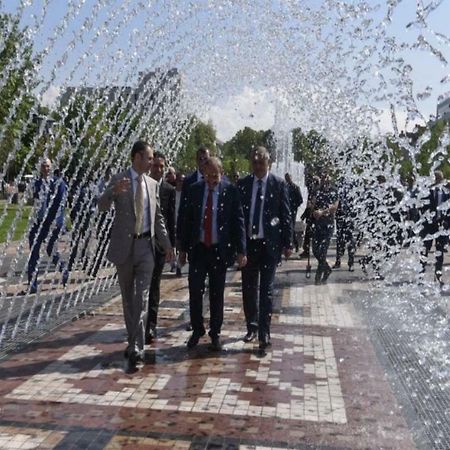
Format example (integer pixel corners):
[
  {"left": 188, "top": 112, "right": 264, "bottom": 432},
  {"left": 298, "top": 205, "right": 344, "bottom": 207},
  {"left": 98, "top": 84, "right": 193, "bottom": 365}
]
[{"left": 0, "top": 203, "right": 32, "bottom": 243}]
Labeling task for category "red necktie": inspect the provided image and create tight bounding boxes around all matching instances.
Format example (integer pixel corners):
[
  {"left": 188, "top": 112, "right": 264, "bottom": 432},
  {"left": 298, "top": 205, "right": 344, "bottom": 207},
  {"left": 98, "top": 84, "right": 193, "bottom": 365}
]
[{"left": 204, "top": 189, "right": 213, "bottom": 247}]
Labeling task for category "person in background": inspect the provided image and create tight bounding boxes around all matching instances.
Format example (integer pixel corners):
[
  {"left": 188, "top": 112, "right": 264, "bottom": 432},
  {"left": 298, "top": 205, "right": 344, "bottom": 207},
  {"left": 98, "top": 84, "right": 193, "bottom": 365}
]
[
  {"left": 176, "top": 145, "right": 210, "bottom": 249},
  {"left": 312, "top": 172, "right": 339, "bottom": 284},
  {"left": 26, "top": 158, "right": 68, "bottom": 294},
  {"left": 173, "top": 171, "right": 185, "bottom": 276},
  {"left": 165, "top": 166, "right": 176, "bottom": 187},
  {"left": 420, "top": 170, "right": 450, "bottom": 285},
  {"left": 284, "top": 173, "right": 303, "bottom": 252},
  {"left": 145, "top": 151, "right": 176, "bottom": 344},
  {"left": 299, "top": 175, "right": 320, "bottom": 258}
]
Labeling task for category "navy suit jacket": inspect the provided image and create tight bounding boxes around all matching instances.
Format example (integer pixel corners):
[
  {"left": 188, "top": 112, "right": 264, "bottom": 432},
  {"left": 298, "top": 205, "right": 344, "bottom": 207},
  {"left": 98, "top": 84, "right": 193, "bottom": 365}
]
[
  {"left": 179, "top": 179, "right": 246, "bottom": 267},
  {"left": 238, "top": 173, "right": 292, "bottom": 261}
]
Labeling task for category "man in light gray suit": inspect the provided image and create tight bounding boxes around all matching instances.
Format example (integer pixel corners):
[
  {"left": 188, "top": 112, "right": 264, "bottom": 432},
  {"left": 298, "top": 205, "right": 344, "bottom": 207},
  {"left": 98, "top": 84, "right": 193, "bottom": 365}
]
[{"left": 98, "top": 141, "right": 173, "bottom": 371}]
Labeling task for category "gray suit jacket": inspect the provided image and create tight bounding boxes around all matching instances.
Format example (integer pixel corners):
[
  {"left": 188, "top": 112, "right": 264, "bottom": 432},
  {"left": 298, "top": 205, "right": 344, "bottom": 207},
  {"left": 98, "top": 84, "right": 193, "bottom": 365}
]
[{"left": 98, "top": 169, "right": 171, "bottom": 265}]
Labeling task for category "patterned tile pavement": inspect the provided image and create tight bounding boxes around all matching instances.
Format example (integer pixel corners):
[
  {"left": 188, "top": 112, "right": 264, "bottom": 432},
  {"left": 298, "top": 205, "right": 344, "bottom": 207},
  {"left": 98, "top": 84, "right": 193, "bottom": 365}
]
[{"left": 0, "top": 259, "right": 419, "bottom": 449}]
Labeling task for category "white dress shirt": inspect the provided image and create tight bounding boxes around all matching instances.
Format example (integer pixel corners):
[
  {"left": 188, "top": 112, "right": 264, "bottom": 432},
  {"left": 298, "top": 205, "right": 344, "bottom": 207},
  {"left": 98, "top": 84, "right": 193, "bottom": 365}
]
[
  {"left": 249, "top": 173, "right": 269, "bottom": 239},
  {"left": 130, "top": 167, "right": 150, "bottom": 233}
]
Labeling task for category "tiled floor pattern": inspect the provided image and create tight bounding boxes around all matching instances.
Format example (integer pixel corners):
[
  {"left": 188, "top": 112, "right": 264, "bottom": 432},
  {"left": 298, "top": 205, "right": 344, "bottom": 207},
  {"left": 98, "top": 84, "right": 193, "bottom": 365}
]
[
  {"left": 0, "top": 263, "right": 417, "bottom": 449},
  {"left": 0, "top": 427, "right": 66, "bottom": 449}
]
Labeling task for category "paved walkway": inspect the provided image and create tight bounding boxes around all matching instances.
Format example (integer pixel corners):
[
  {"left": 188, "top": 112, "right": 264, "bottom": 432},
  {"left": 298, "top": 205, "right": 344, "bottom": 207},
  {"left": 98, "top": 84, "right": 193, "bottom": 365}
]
[{"left": 0, "top": 253, "right": 445, "bottom": 449}]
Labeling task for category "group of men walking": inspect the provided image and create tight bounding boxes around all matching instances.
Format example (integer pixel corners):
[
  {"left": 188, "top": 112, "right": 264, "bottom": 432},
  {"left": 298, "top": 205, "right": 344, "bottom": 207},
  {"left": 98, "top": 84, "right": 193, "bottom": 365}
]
[
  {"left": 28, "top": 140, "right": 449, "bottom": 372},
  {"left": 97, "top": 142, "right": 292, "bottom": 371}
]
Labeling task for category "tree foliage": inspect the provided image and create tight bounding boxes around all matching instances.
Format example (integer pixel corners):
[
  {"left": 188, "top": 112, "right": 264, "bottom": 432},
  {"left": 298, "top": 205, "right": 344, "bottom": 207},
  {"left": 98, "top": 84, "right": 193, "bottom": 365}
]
[
  {"left": 174, "top": 119, "right": 216, "bottom": 172},
  {"left": 0, "top": 14, "right": 38, "bottom": 180}
]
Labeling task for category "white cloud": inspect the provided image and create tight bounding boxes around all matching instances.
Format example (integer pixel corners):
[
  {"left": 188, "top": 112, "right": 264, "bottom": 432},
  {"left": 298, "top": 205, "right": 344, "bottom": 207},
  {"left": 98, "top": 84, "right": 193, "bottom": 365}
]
[
  {"left": 203, "top": 87, "right": 276, "bottom": 141},
  {"left": 41, "top": 85, "right": 60, "bottom": 108}
]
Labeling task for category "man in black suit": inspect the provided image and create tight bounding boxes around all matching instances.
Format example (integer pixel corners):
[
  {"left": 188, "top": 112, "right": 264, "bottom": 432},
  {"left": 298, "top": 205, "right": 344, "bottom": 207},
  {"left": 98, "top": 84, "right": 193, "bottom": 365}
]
[
  {"left": 145, "top": 151, "right": 176, "bottom": 343},
  {"left": 179, "top": 157, "right": 247, "bottom": 351},
  {"left": 176, "top": 145, "right": 210, "bottom": 247},
  {"left": 238, "top": 147, "right": 292, "bottom": 351},
  {"left": 285, "top": 173, "right": 302, "bottom": 252},
  {"left": 420, "top": 170, "right": 450, "bottom": 285}
]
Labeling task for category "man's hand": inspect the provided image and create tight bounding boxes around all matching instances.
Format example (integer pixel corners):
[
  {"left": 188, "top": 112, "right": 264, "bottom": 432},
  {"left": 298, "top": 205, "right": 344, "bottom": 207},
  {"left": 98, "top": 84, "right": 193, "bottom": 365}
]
[
  {"left": 178, "top": 251, "right": 187, "bottom": 266},
  {"left": 165, "top": 247, "right": 175, "bottom": 263},
  {"left": 113, "top": 177, "right": 131, "bottom": 194},
  {"left": 237, "top": 254, "right": 247, "bottom": 268},
  {"left": 283, "top": 248, "right": 292, "bottom": 260}
]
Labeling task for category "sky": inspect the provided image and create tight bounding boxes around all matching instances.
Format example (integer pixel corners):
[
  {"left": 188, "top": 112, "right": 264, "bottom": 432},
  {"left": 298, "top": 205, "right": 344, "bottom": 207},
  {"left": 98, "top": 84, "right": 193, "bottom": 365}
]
[{"left": 3, "top": 0, "right": 450, "bottom": 141}]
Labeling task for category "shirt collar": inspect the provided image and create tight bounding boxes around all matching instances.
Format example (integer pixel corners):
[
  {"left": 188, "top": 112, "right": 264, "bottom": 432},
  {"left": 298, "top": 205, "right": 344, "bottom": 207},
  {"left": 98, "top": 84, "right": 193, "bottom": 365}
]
[
  {"left": 205, "top": 182, "right": 219, "bottom": 193},
  {"left": 130, "top": 167, "right": 140, "bottom": 180},
  {"left": 254, "top": 172, "right": 269, "bottom": 184}
]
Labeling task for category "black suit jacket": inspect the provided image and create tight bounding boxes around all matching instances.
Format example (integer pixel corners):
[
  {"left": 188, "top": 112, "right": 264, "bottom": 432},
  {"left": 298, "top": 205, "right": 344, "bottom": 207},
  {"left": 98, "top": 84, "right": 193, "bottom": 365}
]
[
  {"left": 179, "top": 179, "right": 246, "bottom": 267},
  {"left": 238, "top": 173, "right": 292, "bottom": 261},
  {"left": 176, "top": 170, "right": 201, "bottom": 244},
  {"left": 157, "top": 180, "right": 176, "bottom": 250}
]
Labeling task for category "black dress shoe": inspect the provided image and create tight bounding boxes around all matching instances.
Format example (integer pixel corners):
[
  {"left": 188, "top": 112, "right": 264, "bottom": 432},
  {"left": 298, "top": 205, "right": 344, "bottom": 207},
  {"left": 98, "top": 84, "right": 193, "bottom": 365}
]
[
  {"left": 209, "top": 337, "right": 222, "bottom": 351},
  {"left": 332, "top": 260, "right": 341, "bottom": 269},
  {"left": 145, "top": 327, "right": 157, "bottom": 344},
  {"left": 258, "top": 337, "right": 271, "bottom": 350},
  {"left": 187, "top": 330, "right": 205, "bottom": 348},
  {"left": 243, "top": 331, "right": 257, "bottom": 343}
]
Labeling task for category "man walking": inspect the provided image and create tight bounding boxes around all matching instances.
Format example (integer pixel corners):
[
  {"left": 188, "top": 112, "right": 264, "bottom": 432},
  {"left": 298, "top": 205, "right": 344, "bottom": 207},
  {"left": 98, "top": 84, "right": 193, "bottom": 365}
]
[
  {"left": 145, "top": 151, "right": 176, "bottom": 343},
  {"left": 179, "top": 157, "right": 247, "bottom": 351},
  {"left": 98, "top": 141, "right": 173, "bottom": 371},
  {"left": 312, "top": 173, "right": 339, "bottom": 284},
  {"left": 27, "top": 158, "right": 68, "bottom": 294},
  {"left": 420, "top": 170, "right": 450, "bottom": 285},
  {"left": 238, "top": 147, "right": 292, "bottom": 351},
  {"left": 285, "top": 173, "right": 303, "bottom": 252}
]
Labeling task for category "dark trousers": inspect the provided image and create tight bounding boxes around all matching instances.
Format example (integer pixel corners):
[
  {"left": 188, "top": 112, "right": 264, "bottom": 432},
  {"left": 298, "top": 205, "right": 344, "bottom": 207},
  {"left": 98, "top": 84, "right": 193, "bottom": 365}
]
[
  {"left": 67, "top": 222, "right": 91, "bottom": 272},
  {"left": 335, "top": 219, "right": 356, "bottom": 264},
  {"left": 28, "top": 221, "right": 63, "bottom": 286},
  {"left": 241, "top": 239, "right": 277, "bottom": 341},
  {"left": 312, "top": 223, "right": 333, "bottom": 273},
  {"left": 421, "top": 224, "right": 449, "bottom": 273},
  {"left": 188, "top": 244, "right": 227, "bottom": 338},
  {"left": 145, "top": 249, "right": 166, "bottom": 338},
  {"left": 290, "top": 209, "right": 298, "bottom": 250},
  {"left": 302, "top": 219, "right": 313, "bottom": 254}
]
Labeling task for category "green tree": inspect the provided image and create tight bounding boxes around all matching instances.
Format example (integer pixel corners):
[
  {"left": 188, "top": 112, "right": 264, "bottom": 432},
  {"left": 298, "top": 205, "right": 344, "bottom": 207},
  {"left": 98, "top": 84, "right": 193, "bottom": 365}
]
[
  {"left": 220, "top": 126, "right": 275, "bottom": 177},
  {"left": 175, "top": 119, "right": 216, "bottom": 172},
  {"left": 292, "top": 128, "right": 330, "bottom": 178},
  {"left": 0, "top": 14, "right": 38, "bottom": 180}
]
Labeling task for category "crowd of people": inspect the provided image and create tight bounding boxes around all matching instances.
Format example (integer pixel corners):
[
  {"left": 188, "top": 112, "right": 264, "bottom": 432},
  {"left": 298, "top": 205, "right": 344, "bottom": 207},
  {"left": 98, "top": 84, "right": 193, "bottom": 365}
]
[{"left": 24, "top": 142, "right": 450, "bottom": 371}]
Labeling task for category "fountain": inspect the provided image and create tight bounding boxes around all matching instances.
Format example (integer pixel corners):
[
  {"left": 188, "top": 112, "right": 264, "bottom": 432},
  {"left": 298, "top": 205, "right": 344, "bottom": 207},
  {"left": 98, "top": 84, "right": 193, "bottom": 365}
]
[{"left": 0, "top": 1, "right": 449, "bottom": 445}]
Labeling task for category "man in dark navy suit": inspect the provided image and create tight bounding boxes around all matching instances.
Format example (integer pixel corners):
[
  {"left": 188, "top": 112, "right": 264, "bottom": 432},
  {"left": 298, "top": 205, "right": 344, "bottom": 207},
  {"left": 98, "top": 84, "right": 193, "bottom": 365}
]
[
  {"left": 179, "top": 157, "right": 247, "bottom": 351},
  {"left": 176, "top": 145, "right": 210, "bottom": 247},
  {"left": 238, "top": 146, "right": 292, "bottom": 351}
]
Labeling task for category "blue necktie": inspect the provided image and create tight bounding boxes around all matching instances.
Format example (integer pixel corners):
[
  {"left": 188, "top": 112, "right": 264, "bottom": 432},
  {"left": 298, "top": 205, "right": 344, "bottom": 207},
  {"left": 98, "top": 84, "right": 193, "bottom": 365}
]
[{"left": 252, "top": 179, "right": 263, "bottom": 236}]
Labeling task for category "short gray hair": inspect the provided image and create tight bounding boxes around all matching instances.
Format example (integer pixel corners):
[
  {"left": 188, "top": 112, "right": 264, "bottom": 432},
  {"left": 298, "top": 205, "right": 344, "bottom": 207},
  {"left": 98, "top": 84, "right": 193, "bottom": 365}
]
[
  {"left": 250, "top": 146, "right": 271, "bottom": 161},
  {"left": 204, "top": 156, "right": 223, "bottom": 172}
]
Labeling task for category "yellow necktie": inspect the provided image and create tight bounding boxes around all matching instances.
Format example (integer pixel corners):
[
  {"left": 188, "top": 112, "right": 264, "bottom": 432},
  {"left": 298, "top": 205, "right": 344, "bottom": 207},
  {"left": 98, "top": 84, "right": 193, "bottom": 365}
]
[{"left": 135, "top": 175, "right": 144, "bottom": 235}]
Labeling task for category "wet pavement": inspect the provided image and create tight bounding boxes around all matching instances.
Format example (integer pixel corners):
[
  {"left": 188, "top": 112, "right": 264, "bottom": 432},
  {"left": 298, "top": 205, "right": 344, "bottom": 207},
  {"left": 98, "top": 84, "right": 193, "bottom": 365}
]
[{"left": 0, "top": 252, "right": 446, "bottom": 449}]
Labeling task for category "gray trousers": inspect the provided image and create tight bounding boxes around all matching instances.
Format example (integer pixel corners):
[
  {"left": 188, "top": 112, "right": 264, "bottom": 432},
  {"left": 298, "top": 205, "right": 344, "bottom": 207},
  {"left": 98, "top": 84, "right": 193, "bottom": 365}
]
[{"left": 116, "top": 238, "right": 154, "bottom": 355}]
